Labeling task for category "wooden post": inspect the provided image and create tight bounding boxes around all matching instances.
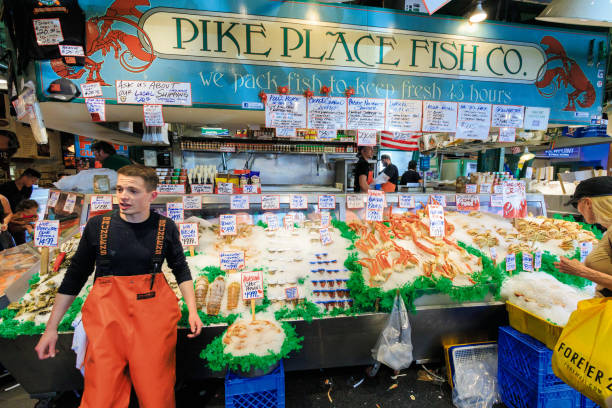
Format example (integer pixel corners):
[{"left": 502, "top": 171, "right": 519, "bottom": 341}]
[
  {"left": 189, "top": 246, "right": 195, "bottom": 257},
  {"left": 251, "top": 299, "right": 256, "bottom": 321},
  {"left": 40, "top": 247, "right": 49, "bottom": 276},
  {"left": 557, "top": 173, "right": 567, "bottom": 194}
]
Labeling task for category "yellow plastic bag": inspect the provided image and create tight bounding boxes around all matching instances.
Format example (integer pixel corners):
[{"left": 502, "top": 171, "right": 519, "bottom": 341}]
[{"left": 552, "top": 298, "right": 612, "bottom": 408}]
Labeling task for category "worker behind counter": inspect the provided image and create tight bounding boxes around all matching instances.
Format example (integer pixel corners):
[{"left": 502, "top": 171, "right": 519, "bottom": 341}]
[
  {"left": 376, "top": 154, "right": 399, "bottom": 192},
  {"left": 400, "top": 160, "right": 423, "bottom": 186},
  {"left": 35, "top": 164, "right": 203, "bottom": 408},
  {"left": 353, "top": 146, "right": 374, "bottom": 193},
  {"left": 0, "top": 168, "right": 40, "bottom": 212},
  {"left": 91, "top": 140, "right": 132, "bottom": 171}
]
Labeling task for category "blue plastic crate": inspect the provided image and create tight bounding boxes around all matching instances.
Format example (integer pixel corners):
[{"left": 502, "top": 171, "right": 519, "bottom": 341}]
[
  {"left": 499, "top": 366, "right": 581, "bottom": 408},
  {"left": 580, "top": 395, "right": 600, "bottom": 408},
  {"left": 498, "top": 326, "right": 566, "bottom": 388},
  {"left": 225, "top": 361, "right": 285, "bottom": 408}
]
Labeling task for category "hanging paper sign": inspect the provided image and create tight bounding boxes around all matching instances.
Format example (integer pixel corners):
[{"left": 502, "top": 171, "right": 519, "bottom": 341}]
[
  {"left": 183, "top": 195, "right": 202, "bottom": 210},
  {"left": 456, "top": 194, "right": 480, "bottom": 211},
  {"left": 265, "top": 94, "right": 307, "bottom": 132},
  {"left": 242, "top": 184, "right": 258, "bottom": 194},
  {"left": 502, "top": 180, "right": 527, "bottom": 218},
  {"left": 493, "top": 184, "right": 504, "bottom": 194},
  {"left": 218, "top": 182, "right": 234, "bottom": 194},
  {"left": 265, "top": 213, "right": 279, "bottom": 230},
  {"left": 490, "top": 247, "right": 497, "bottom": 261},
  {"left": 490, "top": 194, "right": 504, "bottom": 207},
  {"left": 261, "top": 195, "right": 280, "bottom": 210},
  {"left": 385, "top": 99, "right": 422, "bottom": 132},
  {"left": 318, "top": 195, "right": 336, "bottom": 210},
  {"left": 534, "top": 251, "right": 542, "bottom": 270},
  {"left": 465, "top": 184, "right": 478, "bottom": 194},
  {"left": 307, "top": 97, "right": 347, "bottom": 131},
  {"left": 143, "top": 104, "right": 164, "bottom": 127},
  {"left": 231, "top": 195, "right": 250, "bottom": 210},
  {"left": 220, "top": 214, "right": 237, "bottom": 235},
  {"left": 580, "top": 242, "right": 593, "bottom": 262},
  {"left": 80, "top": 82, "right": 103, "bottom": 98},
  {"left": 456, "top": 103, "right": 492, "bottom": 140},
  {"left": 346, "top": 194, "right": 365, "bottom": 209},
  {"left": 479, "top": 183, "right": 492, "bottom": 194},
  {"left": 318, "top": 129, "right": 336, "bottom": 140},
  {"left": 58, "top": 45, "right": 85, "bottom": 57},
  {"left": 33, "top": 18, "right": 63, "bottom": 45},
  {"left": 320, "top": 227, "right": 333, "bottom": 246},
  {"left": 523, "top": 107, "right": 550, "bottom": 131},
  {"left": 290, "top": 194, "right": 308, "bottom": 210},
  {"left": 85, "top": 98, "right": 106, "bottom": 122},
  {"left": 166, "top": 202, "right": 184, "bottom": 222},
  {"left": 191, "top": 184, "right": 214, "bottom": 194},
  {"left": 241, "top": 271, "right": 264, "bottom": 300},
  {"left": 498, "top": 127, "right": 516, "bottom": 143},
  {"left": 283, "top": 214, "right": 294, "bottom": 231},
  {"left": 116, "top": 80, "right": 192, "bottom": 105},
  {"left": 284, "top": 286, "right": 299, "bottom": 300},
  {"left": 90, "top": 195, "right": 113, "bottom": 212},
  {"left": 347, "top": 98, "right": 386, "bottom": 130},
  {"left": 47, "top": 191, "right": 60, "bottom": 208},
  {"left": 506, "top": 253, "right": 516, "bottom": 272},
  {"left": 220, "top": 251, "right": 245, "bottom": 270},
  {"left": 428, "top": 204, "right": 445, "bottom": 237},
  {"left": 63, "top": 193, "right": 77, "bottom": 213},
  {"left": 34, "top": 220, "right": 60, "bottom": 247},
  {"left": 492, "top": 105, "right": 524, "bottom": 128},
  {"left": 366, "top": 190, "right": 385, "bottom": 222},
  {"left": 522, "top": 252, "right": 533, "bottom": 271},
  {"left": 422, "top": 101, "right": 458, "bottom": 132},
  {"left": 179, "top": 223, "right": 199, "bottom": 247},
  {"left": 219, "top": 145, "right": 236, "bottom": 153},
  {"left": 157, "top": 184, "right": 185, "bottom": 194},
  {"left": 399, "top": 194, "right": 416, "bottom": 209},
  {"left": 357, "top": 129, "right": 377, "bottom": 146},
  {"left": 429, "top": 194, "right": 446, "bottom": 207},
  {"left": 320, "top": 211, "right": 331, "bottom": 228}
]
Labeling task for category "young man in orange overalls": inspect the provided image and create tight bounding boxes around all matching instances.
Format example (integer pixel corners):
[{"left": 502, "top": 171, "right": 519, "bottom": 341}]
[{"left": 35, "top": 164, "right": 204, "bottom": 407}]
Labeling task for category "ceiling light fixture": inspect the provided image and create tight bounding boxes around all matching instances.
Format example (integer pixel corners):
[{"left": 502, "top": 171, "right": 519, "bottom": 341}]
[
  {"left": 520, "top": 147, "right": 535, "bottom": 162},
  {"left": 537, "top": 0, "right": 612, "bottom": 27},
  {"left": 469, "top": 1, "right": 487, "bottom": 23}
]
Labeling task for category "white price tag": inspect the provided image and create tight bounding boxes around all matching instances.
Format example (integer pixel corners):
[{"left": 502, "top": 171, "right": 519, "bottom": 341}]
[
  {"left": 534, "top": 251, "right": 542, "bottom": 270},
  {"left": 580, "top": 242, "right": 593, "bottom": 262},
  {"left": 290, "top": 194, "right": 308, "bottom": 210},
  {"left": 157, "top": 184, "right": 186, "bottom": 194},
  {"left": 242, "top": 184, "right": 258, "bottom": 194},
  {"left": 522, "top": 252, "right": 533, "bottom": 271},
  {"left": 346, "top": 194, "right": 365, "bottom": 209},
  {"left": 265, "top": 213, "right": 279, "bottom": 231},
  {"left": 183, "top": 195, "right": 202, "bottom": 210},
  {"left": 166, "top": 202, "right": 184, "bottom": 222},
  {"left": 318, "top": 195, "right": 336, "bottom": 210},
  {"left": 33, "top": 18, "right": 63, "bottom": 45},
  {"left": 220, "top": 214, "right": 237, "bottom": 235},
  {"left": 283, "top": 214, "right": 294, "bottom": 231},
  {"left": 320, "top": 211, "right": 331, "bottom": 228},
  {"left": 506, "top": 253, "right": 516, "bottom": 272},
  {"left": 491, "top": 194, "right": 504, "bottom": 207},
  {"left": 220, "top": 251, "right": 245, "bottom": 270},
  {"left": 231, "top": 195, "right": 250, "bottom": 210},
  {"left": 456, "top": 194, "right": 480, "bottom": 211},
  {"left": 479, "top": 183, "right": 492, "bottom": 194},
  {"left": 493, "top": 185, "right": 504, "bottom": 194},
  {"left": 399, "top": 195, "right": 415, "bottom": 209},
  {"left": 428, "top": 204, "right": 445, "bottom": 237},
  {"left": 320, "top": 227, "right": 333, "bottom": 246},
  {"left": 179, "top": 223, "right": 199, "bottom": 247},
  {"left": 34, "top": 220, "right": 59, "bottom": 248},
  {"left": 284, "top": 287, "right": 299, "bottom": 300},
  {"left": 366, "top": 190, "right": 385, "bottom": 222},
  {"left": 498, "top": 127, "right": 516, "bottom": 143},
  {"left": 143, "top": 104, "right": 164, "bottom": 127},
  {"left": 58, "top": 44, "right": 84, "bottom": 56},
  {"left": 241, "top": 271, "right": 264, "bottom": 300},
  {"left": 47, "top": 191, "right": 60, "bottom": 208},
  {"left": 85, "top": 98, "right": 105, "bottom": 122},
  {"left": 429, "top": 194, "right": 446, "bottom": 207},
  {"left": 80, "top": 82, "right": 103, "bottom": 98},
  {"left": 357, "top": 129, "right": 377, "bottom": 146},
  {"left": 63, "top": 193, "right": 77, "bottom": 213},
  {"left": 218, "top": 182, "right": 234, "bottom": 194},
  {"left": 191, "top": 184, "right": 213, "bottom": 194},
  {"left": 465, "top": 184, "right": 477, "bottom": 194},
  {"left": 490, "top": 247, "right": 497, "bottom": 261},
  {"left": 523, "top": 107, "right": 550, "bottom": 131},
  {"left": 261, "top": 195, "right": 280, "bottom": 210},
  {"left": 90, "top": 195, "right": 113, "bottom": 212}
]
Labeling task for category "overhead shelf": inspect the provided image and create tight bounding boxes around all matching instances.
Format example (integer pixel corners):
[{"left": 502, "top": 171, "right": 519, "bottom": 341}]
[
  {"left": 421, "top": 139, "right": 551, "bottom": 155},
  {"left": 182, "top": 135, "right": 356, "bottom": 146}
]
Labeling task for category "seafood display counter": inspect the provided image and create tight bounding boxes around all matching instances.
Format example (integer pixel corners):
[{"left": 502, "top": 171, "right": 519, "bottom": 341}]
[{"left": 1, "top": 191, "right": 593, "bottom": 398}]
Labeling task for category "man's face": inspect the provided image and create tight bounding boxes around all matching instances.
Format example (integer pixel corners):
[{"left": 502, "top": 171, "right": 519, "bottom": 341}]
[
  {"left": 362, "top": 146, "right": 374, "bottom": 160},
  {"left": 23, "top": 176, "right": 39, "bottom": 188},
  {"left": 93, "top": 149, "right": 108, "bottom": 162},
  {"left": 382, "top": 158, "right": 390, "bottom": 167},
  {"left": 116, "top": 175, "right": 157, "bottom": 217}
]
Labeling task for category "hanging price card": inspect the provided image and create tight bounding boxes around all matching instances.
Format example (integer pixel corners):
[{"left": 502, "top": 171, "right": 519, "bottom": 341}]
[
  {"left": 490, "top": 247, "right": 497, "bottom": 261},
  {"left": 465, "top": 184, "right": 478, "bottom": 194},
  {"left": 456, "top": 194, "right": 480, "bottom": 211},
  {"left": 399, "top": 195, "right": 415, "bottom": 209},
  {"left": 493, "top": 185, "right": 504, "bottom": 194},
  {"left": 346, "top": 194, "right": 365, "bottom": 209},
  {"left": 90, "top": 195, "right": 113, "bottom": 212},
  {"left": 80, "top": 82, "right": 103, "bottom": 98},
  {"left": 357, "top": 129, "right": 377, "bottom": 146},
  {"left": 220, "top": 251, "right": 245, "bottom": 270},
  {"left": 242, "top": 184, "right": 258, "bottom": 194},
  {"left": 320, "top": 228, "right": 333, "bottom": 246},
  {"left": 220, "top": 214, "right": 237, "bottom": 235},
  {"left": 522, "top": 252, "right": 533, "bottom": 271},
  {"left": 491, "top": 194, "right": 504, "bottom": 207},
  {"left": 502, "top": 180, "right": 527, "bottom": 218},
  {"left": 241, "top": 271, "right": 264, "bottom": 300},
  {"left": 580, "top": 242, "right": 593, "bottom": 262},
  {"left": 523, "top": 107, "right": 550, "bottom": 131},
  {"left": 429, "top": 194, "right": 446, "bottom": 207},
  {"left": 85, "top": 98, "right": 106, "bottom": 122},
  {"left": 318, "top": 195, "right": 336, "bottom": 210},
  {"left": 290, "top": 194, "right": 308, "bottom": 210},
  {"left": 534, "top": 251, "right": 542, "bottom": 270},
  {"left": 166, "top": 203, "right": 184, "bottom": 222},
  {"left": 366, "top": 190, "right": 385, "bottom": 222},
  {"left": 47, "top": 191, "right": 60, "bottom": 208},
  {"left": 157, "top": 184, "right": 185, "bottom": 194},
  {"left": 143, "top": 104, "right": 164, "bottom": 127},
  {"left": 506, "top": 253, "right": 516, "bottom": 272},
  {"left": 265, "top": 213, "right": 279, "bottom": 230},
  {"left": 183, "top": 195, "right": 202, "bottom": 210},
  {"left": 231, "top": 195, "right": 250, "bottom": 210},
  {"left": 218, "top": 182, "right": 234, "bottom": 194},
  {"left": 191, "top": 184, "right": 214, "bottom": 194},
  {"left": 34, "top": 220, "right": 59, "bottom": 247},
  {"left": 479, "top": 183, "right": 492, "bottom": 194},
  {"left": 33, "top": 18, "right": 63, "bottom": 45},
  {"left": 320, "top": 211, "right": 331, "bottom": 228},
  {"left": 285, "top": 287, "right": 299, "bottom": 300},
  {"left": 261, "top": 195, "right": 280, "bottom": 210},
  {"left": 58, "top": 45, "right": 84, "bottom": 57},
  {"left": 428, "top": 204, "right": 445, "bottom": 237},
  {"left": 498, "top": 127, "right": 516, "bottom": 143},
  {"left": 422, "top": 101, "right": 458, "bottom": 132},
  {"left": 283, "top": 214, "right": 294, "bottom": 231},
  {"left": 492, "top": 105, "right": 524, "bottom": 128},
  {"left": 178, "top": 223, "right": 199, "bottom": 247},
  {"left": 63, "top": 193, "right": 77, "bottom": 213}
]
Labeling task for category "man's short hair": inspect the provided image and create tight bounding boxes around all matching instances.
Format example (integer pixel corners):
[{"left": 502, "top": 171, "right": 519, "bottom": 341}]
[
  {"left": 15, "top": 199, "right": 39, "bottom": 213},
  {"left": 91, "top": 141, "right": 116, "bottom": 155},
  {"left": 381, "top": 154, "right": 391, "bottom": 161},
  {"left": 117, "top": 164, "right": 159, "bottom": 192},
  {"left": 408, "top": 160, "right": 417, "bottom": 170},
  {"left": 21, "top": 168, "right": 41, "bottom": 179}
]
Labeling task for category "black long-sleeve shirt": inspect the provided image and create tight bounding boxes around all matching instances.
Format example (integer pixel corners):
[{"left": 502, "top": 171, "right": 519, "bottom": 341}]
[{"left": 58, "top": 211, "right": 192, "bottom": 296}]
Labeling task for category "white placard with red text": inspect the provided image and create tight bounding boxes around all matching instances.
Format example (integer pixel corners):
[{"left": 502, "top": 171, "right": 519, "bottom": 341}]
[
  {"left": 428, "top": 204, "right": 445, "bottom": 237},
  {"left": 366, "top": 190, "right": 385, "bottom": 221},
  {"left": 220, "top": 214, "right": 237, "bottom": 235},
  {"left": 143, "top": 104, "right": 164, "bottom": 127},
  {"left": 241, "top": 271, "right": 264, "bottom": 300}
]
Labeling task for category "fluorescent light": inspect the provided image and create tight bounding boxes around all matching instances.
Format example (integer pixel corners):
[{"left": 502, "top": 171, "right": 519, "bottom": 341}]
[
  {"left": 520, "top": 147, "right": 535, "bottom": 162},
  {"left": 469, "top": 1, "right": 487, "bottom": 23},
  {"left": 537, "top": 0, "right": 612, "bottom": 27}
]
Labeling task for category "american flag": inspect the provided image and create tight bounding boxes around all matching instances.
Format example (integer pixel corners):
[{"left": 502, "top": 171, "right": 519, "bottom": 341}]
[{"left": 380, "top": 131, "right": 420, "bottom": 151}]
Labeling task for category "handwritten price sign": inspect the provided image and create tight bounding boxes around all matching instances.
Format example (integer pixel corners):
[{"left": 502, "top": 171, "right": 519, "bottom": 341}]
[
  {"left": 399, "top": 194, "right": 415, "bottom": 209},
  {"left": 34, "top": 220, "right": 59, "bottom": 248},
  {"left": 366, "top": 190, "right": 385, "bottom": 222},
  {"left": 318, "top": 195, "right": 336, "bottom": 210},
  {"left": 183, "top": 195, "right": 202, "bottom": 210},
  {"left": 231, "top": 195, "right": 250, "bottom": 210},
  {"left": 429, "top": 194, "right": 446, "bottom": 207},
  {"left": 90, "top": 195, "right": 113, "bottom": 212},
  {"left": 265, "top": 213, "right": 280, "bottom": 230},
  {"left": 63, "top": 193, "right": 77, "bottom": 213},
  {"left": 242, "top": 184, "right": 258, "bottom": 194},
  {"left": 261, "top": 195, "right": 280, "bottom": 210},
  {"left": 465, "top": 184, "right": 477, "bottom": 194},
  {"left": 191, "top": 184, "right": 213, "bottom": 194},
  {"left": 320, "top": 211, "right": 331, "bottom": 228},
  {"left": 456, "top": 194, "right": 480, "bottom": 212},
  {"left": 220, "top": 214, "right": 237, "bottom": 235},
  {"left": 157, "top": 184, "right": 185, "bottom": 194},
  {"left": 290, "top": 194, "right": 308, "bottom": 209},
  {"left": 241, "top": 271, "right": 264, "bottom": 300},
  {"left": 320, "top": 227, "right": 333, "bottom": 246},
  {"left": 166, "top": 203, "right": 184, "bottom": 222},
  {"left": 179, "top": 223, "right": 199, "bottom": 247},
  {"left": 522, "top": 252, "right": 533, "bottom": 271},
  {"left": 506, "top": 253, "right": 516, "bottom": 272},
  {"left": 580, "top": 242, "right": 593, "bottom": 262},
  {"left": 220, "top": 251, "right": 245, "bottom": 271},
  {"left": 428, "top": 204, "right": 445, "bottom": 237},
  {"left": 534, "top": 251, "right": 542, "bottom": 270},
  {"left": 346, "top": 194, "right": 365, "bottom": 209},
  {"left": 285, "top": 286, "right": 299, "bottom": 300},
  {"left": 47, "top": 191, "right": 60, "bottom": 208}
]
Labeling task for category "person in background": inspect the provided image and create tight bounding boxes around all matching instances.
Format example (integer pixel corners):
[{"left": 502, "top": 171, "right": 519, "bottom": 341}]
[
  {"left": 555, "top": 176, "right": 612, "bottom": 297},
  {"left": 6, "top": 199, "right": 39, "bottom": 245},
  {"left": 353, "top": 146, "right": 374, "bottom": 193},
  {"left": 0, "top": 194, "right": 14, "bottom": 250},
  {"left": 379, "top": 154, "right": 399, "bottom": 192},
  {"left": 91, "top": 140, "right": 132, "bottom": 171},
  {"left": 0, "top": 168, "right": 40, "bottom": 212},
  {"left": 400, "top": 160, "right": 423, "bottom": 186}
]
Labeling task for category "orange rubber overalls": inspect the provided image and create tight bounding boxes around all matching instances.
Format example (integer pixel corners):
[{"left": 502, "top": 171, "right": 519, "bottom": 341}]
[{"left": 80, "top": 214, "right": 181, "bottom": 408}]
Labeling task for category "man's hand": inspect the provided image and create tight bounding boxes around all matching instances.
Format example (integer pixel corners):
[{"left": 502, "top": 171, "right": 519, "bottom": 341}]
[
  {"left": 187, "top": 312, "right": 203, "bottom": 338},
  {"left": 35, "top": 330, "right": 59, "bottom": 359},
  {"left": 554, "top": 257, "right": 584, "bottom": 277}
]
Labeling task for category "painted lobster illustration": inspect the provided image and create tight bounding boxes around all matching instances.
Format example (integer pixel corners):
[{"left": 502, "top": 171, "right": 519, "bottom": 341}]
[
  {"left": 50, "top": 0, "right": 155, "bottom": 86},
  {"left": 535, "top": 36, "right": 595, "bottom": 111}
]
